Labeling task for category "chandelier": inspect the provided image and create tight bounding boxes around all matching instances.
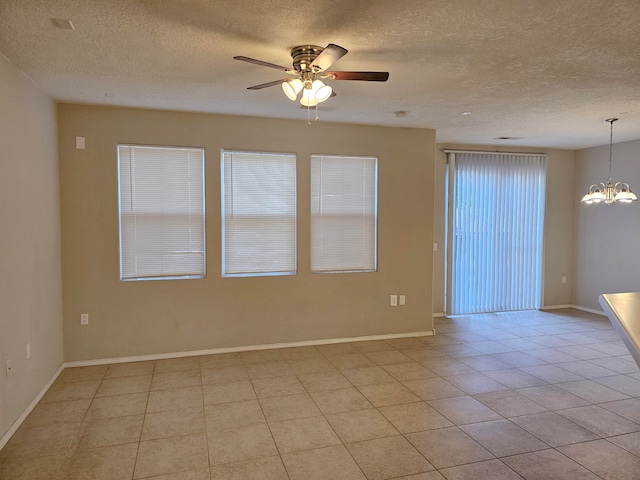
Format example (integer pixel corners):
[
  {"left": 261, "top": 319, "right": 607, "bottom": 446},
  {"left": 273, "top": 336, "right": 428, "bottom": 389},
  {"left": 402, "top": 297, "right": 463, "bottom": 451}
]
[{"left": 581, "top": 118, "right": 637, "bottom": 205}]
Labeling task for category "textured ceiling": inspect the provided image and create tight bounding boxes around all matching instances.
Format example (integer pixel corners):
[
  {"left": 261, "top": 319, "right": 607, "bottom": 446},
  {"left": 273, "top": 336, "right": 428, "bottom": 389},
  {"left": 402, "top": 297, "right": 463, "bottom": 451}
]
[{"left": 1, "top": 0, "right": 639, "bottom": 148}]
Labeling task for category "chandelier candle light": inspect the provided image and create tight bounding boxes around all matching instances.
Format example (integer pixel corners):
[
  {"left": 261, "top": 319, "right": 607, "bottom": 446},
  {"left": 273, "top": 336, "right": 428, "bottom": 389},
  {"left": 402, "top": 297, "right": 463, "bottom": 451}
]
[{"left": 581, "top": 118, "right": 637, "bottom": 205}]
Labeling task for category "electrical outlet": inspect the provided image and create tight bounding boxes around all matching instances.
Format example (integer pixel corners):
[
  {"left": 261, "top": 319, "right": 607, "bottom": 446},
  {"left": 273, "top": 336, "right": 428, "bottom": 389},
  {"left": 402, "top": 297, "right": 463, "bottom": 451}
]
[
  {"left": 80, "top": 313, "right": 89, "bottom": 325},
  {"left": 390, "top": 295, "right": 398, "bottom": 307},
  {"left": 399, "top": 295, "right": 406, "bottom": 306},
  {"left": 26, "top": 343, "right": 31, "bottom": 360}
]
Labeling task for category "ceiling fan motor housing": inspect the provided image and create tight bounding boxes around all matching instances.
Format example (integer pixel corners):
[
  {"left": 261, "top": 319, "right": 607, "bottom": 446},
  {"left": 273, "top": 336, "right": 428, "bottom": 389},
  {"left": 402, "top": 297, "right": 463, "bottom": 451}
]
[{"left": 290, "top": 45, "right": 324, "bottom": 73}]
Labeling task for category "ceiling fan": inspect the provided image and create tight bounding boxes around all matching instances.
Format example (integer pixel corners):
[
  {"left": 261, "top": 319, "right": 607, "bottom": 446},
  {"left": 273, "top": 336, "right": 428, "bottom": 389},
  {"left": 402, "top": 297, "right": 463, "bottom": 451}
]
[{"left": 234, "top": 44, "right": 389, "bottom": 108}]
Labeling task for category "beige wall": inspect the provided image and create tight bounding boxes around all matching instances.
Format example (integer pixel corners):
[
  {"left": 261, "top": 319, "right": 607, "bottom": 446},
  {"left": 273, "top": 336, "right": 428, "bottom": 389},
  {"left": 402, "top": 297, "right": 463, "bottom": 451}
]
[
  {"left": 432, "top": 144, "right": 576, "bottom": 314},
  {"left": 574, "top": 139, "right": 640, "bottom": 311},
  {"left": 59, "top": 104, "right": 436, "bottom": 362},
  {"left": 0, "top": 54, "right": 62, "bottom": 441}
]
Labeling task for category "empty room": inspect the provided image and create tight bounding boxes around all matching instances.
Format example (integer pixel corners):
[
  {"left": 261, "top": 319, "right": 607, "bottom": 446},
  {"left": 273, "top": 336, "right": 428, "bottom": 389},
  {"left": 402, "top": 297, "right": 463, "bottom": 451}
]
[{"left": 1, "top": 1, "right": 640, "bottom": 479}]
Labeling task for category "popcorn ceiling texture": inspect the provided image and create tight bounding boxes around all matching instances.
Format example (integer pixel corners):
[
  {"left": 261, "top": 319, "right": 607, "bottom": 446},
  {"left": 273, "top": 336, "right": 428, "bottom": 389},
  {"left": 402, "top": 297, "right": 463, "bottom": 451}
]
[{"left": 1, "top": 0, "right": 639, "bottom": 148}]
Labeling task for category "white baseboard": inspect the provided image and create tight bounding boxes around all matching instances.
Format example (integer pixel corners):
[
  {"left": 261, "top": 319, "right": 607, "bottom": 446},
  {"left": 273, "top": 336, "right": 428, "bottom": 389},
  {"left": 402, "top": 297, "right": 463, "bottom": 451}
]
[
  {"left": 433, "top": 312, "right": 446, "bottom": 318},
  {"left": 64, "top": 330, "right": 436, "bottom": 368},
  {"left": 570, "top": 304, "right": 606, "bottom": 316},
  {"left": 540, "top": 304, "right": 573, "bottom": 310},
  {"left": 0, "top": 363, "right": 64, "bottom": 451}
]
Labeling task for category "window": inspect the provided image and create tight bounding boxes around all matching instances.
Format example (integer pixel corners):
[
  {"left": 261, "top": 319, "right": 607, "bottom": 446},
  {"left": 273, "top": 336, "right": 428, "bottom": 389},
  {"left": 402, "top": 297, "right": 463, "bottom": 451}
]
[
  {"left": 311, "top": 154, "right": 378, "bottom": 273},
  {"left": 118, "top": 145, "right": 205, "bottom": 281},
  {"left": 221, "top": 150, "right": 297, "bottom": 276},
  {"left": 447, "top": 151, "right": 546, "bottom": 314}
]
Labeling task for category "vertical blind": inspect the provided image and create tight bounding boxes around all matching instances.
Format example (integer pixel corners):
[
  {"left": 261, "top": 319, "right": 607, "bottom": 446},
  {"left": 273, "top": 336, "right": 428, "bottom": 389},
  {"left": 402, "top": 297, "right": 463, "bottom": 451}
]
[
  {"left": 449, "top": 152, "right": 546, "bottom": 314},
  {"left": 118, "top": 145, "right": 205, "bottom": 280},
  {"left": 221, "top": 150, "right": 297, "bottom": 276},
  {"left": 311, "top": 154, "right": 377, "bottom": 273}
]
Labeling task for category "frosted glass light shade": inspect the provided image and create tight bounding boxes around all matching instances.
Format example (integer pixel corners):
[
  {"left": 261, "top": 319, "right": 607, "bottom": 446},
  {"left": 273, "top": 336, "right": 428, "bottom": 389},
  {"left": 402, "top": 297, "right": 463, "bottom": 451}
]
[{"left": 282, "top": 78, "right": 303, "bottom": 101}]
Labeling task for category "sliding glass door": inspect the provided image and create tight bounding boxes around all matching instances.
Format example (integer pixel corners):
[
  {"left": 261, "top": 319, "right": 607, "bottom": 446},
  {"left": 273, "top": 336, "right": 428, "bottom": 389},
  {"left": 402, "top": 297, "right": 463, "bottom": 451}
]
[{"left": 446, "top": 152, "right": 546, "bottom": 315}]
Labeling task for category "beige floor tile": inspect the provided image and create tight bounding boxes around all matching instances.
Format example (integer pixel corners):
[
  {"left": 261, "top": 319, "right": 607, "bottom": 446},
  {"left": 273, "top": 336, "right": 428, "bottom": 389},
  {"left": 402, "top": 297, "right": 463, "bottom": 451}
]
[
  {"left": 317, "top": 343, "right": 360, "bottom": 355},
  {"left": 490, "top": 351, "right": 547, "bottom": 368},
  {"left": 440, "top": 459, "right": 522, "bottom": 480},
  {"left": 56, "top": 365, "right": 108, "bottom": 384},
  {"left": 134, "top": 433, "right": 209, "bottom": 478},
  {"left": 142, "top": 468, "right": 211, "bottom": 480},
  {"left": 86, "top": 392, "right": 149, "bottom": 419},
  {"left": 594, "top": 374, "right": 640, "bottom": 396},
  {"left": 600, "top": 398, "right": 640, "bottom": 423},
  {"left": 347, "top": 435, "right": 434, "bottom": 480},
  {"left": 208, "top": 423, "right": 278, "bottom": 465},
  {"left": 460, "top": 419, "right": 548, "bottom": 457},
  {"left": 378, "top": 402, "right": 453, "bottom": 433},
  {"left": 403, "top": 377, "right": 465, "bottom": 400},
  {"left": 509, "top": 412, "right": 599, "bottom": 447},
  {"left": 21, "top": 398, "right": 91, "bottom": 429},
  {"left": 202, "top": 380, "right": 256, "bottom": 405},
  {"left": 41, "top": 379, "right": 101, "bottom": 403},
  {"left": 392, "top": 472, "right": 445, "bottom": 480},
  {"left": 326, "top": 408, "right": 399, "bottom": 443},
  {"left": 609, "top": 432, "right": 640, "bottom": 457},
  {"left": 382, "top": 362, "right": 436, "bottom": 381},
  {"left": 147, "top": 385, "right": 204, "bottom": 413},
  {"left": 2, "top": 422, "right": 79, "bottom": 458},
  {"left": 288, "top": 358, "right": 337, "bottom": 375},
  {"left": 199, "top": 352, "right": 243, "bottom": 368},
  {"left": 105, "top": 361, "right": 155, "bottom": 379},
  {"left": 151, "top": 370, "right": 201, "bottom": 391},
  {"left": 556, "top": 359, "right": 618, "bottom": 378},
  {"left": 365, "top": 349, "right": 412, "bottom": 366},
  {"left": 142, "top": 407, "right": 205, "bottom": 440},
  {"left": 252, "top": 375, "right": 305, "bottom": 398},
  {"left": 297, "top": 370, "right": 351, "bottom": 391},
  {"left": 442, "top": 372, "right": 509, "bottom": 394},
  {"left": 200, "top": 365, "right": 249, "bottom": 385},
  {"left": 309, "top": 387, "right": 373, "bottom": 414},
  {"left": 516, "top": 385, "right": 590, "bottom": 410},
  {"left": 279, "top": 346, "right": 324, "bottom": 362},
  {"left": 385, "top": 337, "right": 426, "bottom": 348},
  {"left": 406, "top": 426, "right": 494, "bottom": 469},
  {"left": 557, "top": 405, "right": 640, "bottom": 437},
  {"left": 210, "top": 456, "right": 288, "bottom": 480},
  {"left": 482, "top": 368, "right": 546, "bottom": 388},
  {"left": 282, "top": 445, "right": 366, "bottom": 480},
  {"left": 520, "top": 364, "right": 584, "bottom": 383},
  {"left": 154, "top": 356, "right": 200, "bottom": 373},
  {"left": 472, "top": 390, "right": 547, "bottom": 417},
  {"left": 327, "top": 352, "right": 376, "bottom": 370},
  {"left": 68, "top": 442, "right": 138, "bottom": 480},
  {"left": 357, "top": 382, "right": 420, "bottom": 407},
  {"left": 427, "top": 396, "right": 502, "bottom": 425},
  {"left": 269, "top": 416, "right": 342, "bottom": 453},
  {"left": 458, "top": 355, "right": 513, "bottom": 372},
  {"left": 205, "top": 399, "right": 266, "bottom": 430},
  {"left": 351, "top": 340, "right": 394, "bottom": 353},
  {"left": 246, "top": 361, "right": 294, "bottom": 380},
  {"left": 589, "top": 356, "right": 640, "bottom": 374},
  {"left": 559, "top": 439, "right": 640, "bottom": 480},
  {"left": 342, "top": 366, "right": 397, "bottom": 386},
  {"left": 241, "top": 349, "right": 284, "bottom": 364},
  {"left": 260, "top": 393, "right": 321, "bottom": 422},
  {"left": 0, "top": 454, "right": 67, "bottom": 480},
  {"left": 502, "top": 448, "right": 601, "bottom": 480},
  {"left": 77, "top": 414, "right": 144, "bottom": 449},
  {"left": 96, "top": 374, "right": 152, "bottom": 397},
  {"left": 420, "top": 358, "right": 476, "bottom": 376}
]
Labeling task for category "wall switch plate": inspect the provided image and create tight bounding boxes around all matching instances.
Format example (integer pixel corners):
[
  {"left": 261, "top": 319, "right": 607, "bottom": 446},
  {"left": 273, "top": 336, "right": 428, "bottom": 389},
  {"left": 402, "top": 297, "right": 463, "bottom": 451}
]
[
  {"left": 399, "top": 295, "right": 406, "bottom": 306},
  {"left": 562, "top": 276, "right": 567, "bottom": 284},
  {"left": 433, "top": 243, "right": 438, "bottom": 252},
  {"left": 390, "top": 295, "right": 398, "bottom": 307},
  {"left": 80, "top": 313, "right": 89, "bottom": 325},
  {"left": 75, "top": 136, "right": 85, "bottom": 149},
  {"left": 26, "top": 343, "right": 31, "bottom": 359}
]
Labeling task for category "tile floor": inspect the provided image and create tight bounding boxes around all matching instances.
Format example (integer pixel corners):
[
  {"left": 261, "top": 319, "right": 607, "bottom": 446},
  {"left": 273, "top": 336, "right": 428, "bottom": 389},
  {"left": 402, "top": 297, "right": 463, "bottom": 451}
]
[{"left": 2, "top": 308, "right": 640, "bottom": 479}]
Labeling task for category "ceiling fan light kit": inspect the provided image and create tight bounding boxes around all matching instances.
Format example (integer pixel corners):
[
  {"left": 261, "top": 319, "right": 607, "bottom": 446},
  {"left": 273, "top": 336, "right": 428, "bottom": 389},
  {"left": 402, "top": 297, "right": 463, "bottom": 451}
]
[
  {"left": 581, "top": 118, "right": 637, "bottom": 205},
  {"left": 235, "top": 43, "right": 389, "bottom": 121}
]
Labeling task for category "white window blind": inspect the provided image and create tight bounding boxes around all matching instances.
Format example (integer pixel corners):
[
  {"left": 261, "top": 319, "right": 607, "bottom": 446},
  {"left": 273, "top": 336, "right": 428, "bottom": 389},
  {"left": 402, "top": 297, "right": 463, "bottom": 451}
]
[
  {"left": 449, "top": 152, "right": 546, "bottom": 314},
  {"left": 221, "top": 150, "right": 297, "bottom": 276},
  {"left": 311, "top": 154, "right": 377, "bottom": 273},
  {"left": 118, "top": 145, "right": 205, "bottom": 281}
]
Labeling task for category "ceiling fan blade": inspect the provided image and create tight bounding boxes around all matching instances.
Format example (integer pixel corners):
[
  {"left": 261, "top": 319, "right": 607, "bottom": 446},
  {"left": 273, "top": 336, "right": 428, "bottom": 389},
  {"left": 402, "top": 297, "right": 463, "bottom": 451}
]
[
  {"left": 247, "top": 79, "right": 289, "bottom": 90},
  {"left": 325, "top": 71, "right": 389, "bottom": 81},
  {"left": 311, "top": 44, "right": 348, "bottom": 72},
  {"left": 234, "top": 56, "right": 291, "bottom": 72}
]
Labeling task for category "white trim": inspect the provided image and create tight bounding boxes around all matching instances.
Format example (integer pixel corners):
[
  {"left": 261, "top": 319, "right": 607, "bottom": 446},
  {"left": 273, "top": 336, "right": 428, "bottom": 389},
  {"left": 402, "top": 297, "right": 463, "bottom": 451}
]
[
  {"left": 540, "top": 304, "right": 573, "bottom": 310},
  {"left": 571, "top": 304, "right": 606, "bottom": 316},
  {"left": 64, "top": 330, "right": 436, "bottom": 368},
  {"left": 443, "top": 149, "right": 548, "bottom": 157},
  {"left": 433, "top": 312, "right": 446, "bottom": 318},
  {"left": 0, "top": 363, "right": 64, "bottom": 451}
]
